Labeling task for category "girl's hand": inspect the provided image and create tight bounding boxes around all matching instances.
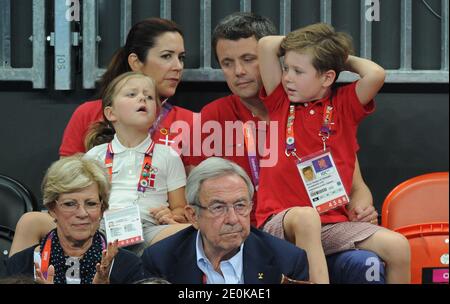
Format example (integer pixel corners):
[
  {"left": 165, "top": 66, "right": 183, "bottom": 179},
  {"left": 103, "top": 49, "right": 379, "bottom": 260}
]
[{"left": 150, "top": 207, "right": 187, "bottom": 224}]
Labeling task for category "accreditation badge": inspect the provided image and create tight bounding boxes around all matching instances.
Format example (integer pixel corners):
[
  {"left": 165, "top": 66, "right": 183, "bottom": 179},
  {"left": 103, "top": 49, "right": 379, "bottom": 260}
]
[
  {"left": 33, "top": 248, "right": 41, "bottom": 281},
  {"left": 104, "top": 205, "right": 144, "bottom": 247},
  {"left": 297, "top": 149, "right": 349, "bottom": 213}
]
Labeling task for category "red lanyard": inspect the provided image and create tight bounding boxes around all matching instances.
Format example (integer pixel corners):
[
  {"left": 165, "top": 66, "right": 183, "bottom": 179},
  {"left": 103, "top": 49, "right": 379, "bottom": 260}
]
[
  {"left": 40, "top": 231, "right": 106, "bottom": 279},
  {"left": 243, "top": 122, "right": 260, "bottom": 189},
  {"left": 148, "top": 101, "right": 173, "bottom": 137},
  {"left": 285, "top": 101, "right": 334, "bottom": 160},
  {"left": 319, "top": 105, "right": 334, "bottom": 150},
  {"left": 40, "top": 232, "right": 54, "bottom": 278},
  {"left": 105, "top": 141, "right": 156, "bottom": 193}
]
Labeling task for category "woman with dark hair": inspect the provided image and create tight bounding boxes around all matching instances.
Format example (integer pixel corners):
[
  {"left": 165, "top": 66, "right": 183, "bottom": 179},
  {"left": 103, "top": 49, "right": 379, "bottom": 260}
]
[
  {"left": 60, "top": 17, "right": 193, "bottom": 166},
  {"left": 9, "top": 18, "right": 195, "bottom": 257}
]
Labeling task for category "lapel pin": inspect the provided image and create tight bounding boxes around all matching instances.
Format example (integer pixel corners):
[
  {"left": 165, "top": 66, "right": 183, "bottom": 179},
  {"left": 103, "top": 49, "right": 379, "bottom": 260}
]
[{"left": 258, "top": 272, "right": 264, "bottom": 280}]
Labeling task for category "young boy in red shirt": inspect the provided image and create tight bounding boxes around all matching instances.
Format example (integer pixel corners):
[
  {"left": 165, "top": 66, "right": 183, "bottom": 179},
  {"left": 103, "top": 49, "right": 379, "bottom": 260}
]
[{"left": 257, "top": 23, "right": 410, "bottom": 283}]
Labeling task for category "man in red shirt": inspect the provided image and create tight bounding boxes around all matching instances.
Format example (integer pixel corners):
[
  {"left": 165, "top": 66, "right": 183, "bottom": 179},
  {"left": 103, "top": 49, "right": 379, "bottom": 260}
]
[{"left": 194, "top": 13, "right": 385, "bottom": 284}]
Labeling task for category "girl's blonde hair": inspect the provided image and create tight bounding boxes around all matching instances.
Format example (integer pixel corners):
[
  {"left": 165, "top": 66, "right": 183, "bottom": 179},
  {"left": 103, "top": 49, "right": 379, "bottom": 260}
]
[
  {"left": 85, "top": 72, "right": 160, "bottom": 150},
  {"left": 281, "top": 23, "right": 354, "bottom": 81}
]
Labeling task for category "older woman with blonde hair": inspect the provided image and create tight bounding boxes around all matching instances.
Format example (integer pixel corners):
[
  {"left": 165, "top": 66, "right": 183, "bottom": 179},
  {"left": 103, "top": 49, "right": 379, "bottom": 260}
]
[{"left": 7, "top": 156, "right": 146, "bottom": 284}]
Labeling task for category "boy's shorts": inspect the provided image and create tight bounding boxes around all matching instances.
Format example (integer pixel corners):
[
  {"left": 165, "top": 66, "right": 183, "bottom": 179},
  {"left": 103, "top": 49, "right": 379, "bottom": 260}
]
[{"left": 262, "top": 208, "right": 385, "bottom": 255}]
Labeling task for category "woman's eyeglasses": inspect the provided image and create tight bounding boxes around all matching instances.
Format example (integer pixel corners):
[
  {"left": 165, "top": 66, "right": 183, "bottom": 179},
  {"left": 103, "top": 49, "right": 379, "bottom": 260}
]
[{"left": 56, "top": 200, "right": 102, "bottom": 212}]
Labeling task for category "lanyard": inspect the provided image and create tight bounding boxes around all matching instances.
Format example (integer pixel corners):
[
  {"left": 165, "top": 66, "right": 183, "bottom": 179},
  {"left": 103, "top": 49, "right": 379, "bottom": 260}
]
[
  {"left": 105, "top": 141, "right": 156, "bottom": 193},
  {"left": 148, "top": 100, "right": 173, "bottom": 137},
  {"left": 243, "top": 122, "right": 260, "bottom": 189},
  {"left": 285, "top": 99, "right": 334, "bottom": 162},
  {"left": 40, "top": 231, "right": 106, "bottom": 278}
]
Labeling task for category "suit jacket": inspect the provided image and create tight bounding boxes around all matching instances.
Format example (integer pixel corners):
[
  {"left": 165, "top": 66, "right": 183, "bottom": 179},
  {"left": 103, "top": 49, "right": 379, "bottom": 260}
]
[{"left": 142, "top": 226, "right": 309, "bottom": 284}]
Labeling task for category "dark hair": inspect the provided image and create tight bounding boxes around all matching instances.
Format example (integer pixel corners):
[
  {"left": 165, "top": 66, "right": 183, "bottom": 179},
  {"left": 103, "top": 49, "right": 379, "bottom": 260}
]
[
  {"left": 212, "top": 12, "right": 277, "bottom": 61},
  {"left": 98, "top": 18, "right": 183, "bottom": 97}
]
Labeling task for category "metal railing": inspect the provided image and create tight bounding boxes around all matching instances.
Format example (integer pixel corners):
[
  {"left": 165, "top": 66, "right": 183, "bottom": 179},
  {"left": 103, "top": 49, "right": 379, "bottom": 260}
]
[
  {"left": 0, "top": 0, "right": 46, "bottom": 88},
  {"left": 0, "top": 0, "right": 448, "bottom": 90}
]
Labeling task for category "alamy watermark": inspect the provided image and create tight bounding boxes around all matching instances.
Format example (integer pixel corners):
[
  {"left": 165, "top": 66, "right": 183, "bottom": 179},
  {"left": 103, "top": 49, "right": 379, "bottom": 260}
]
[
  {"left": 65, "top": 0, "right": 379, "bottom": 23},
  {"left": 365, "top": 0, "right": 380, "bottom": 22},
  {"left": 365, "top": 256, "right": 382, "bottom": 282},
  {"left": 164, "top": 116, "right": 280, "bottom": 168},
  {"left": 66, "top": 0, "right": 80, "bottom": 22}
]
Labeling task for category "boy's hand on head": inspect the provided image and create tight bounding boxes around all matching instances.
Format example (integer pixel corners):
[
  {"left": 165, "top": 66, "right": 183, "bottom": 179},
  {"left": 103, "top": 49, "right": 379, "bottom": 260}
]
[{"left": 344, "top": 55, "right": 358, "bottom": 72}]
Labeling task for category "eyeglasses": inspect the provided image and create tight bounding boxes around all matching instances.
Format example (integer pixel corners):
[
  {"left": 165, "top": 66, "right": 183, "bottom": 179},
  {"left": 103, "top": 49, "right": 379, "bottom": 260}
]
[
  {"left": 193, "top": 201, "right": 253, "bottom": 217},
  {"left": 56, "top": 200, "right": 102, "bottom": 212}
]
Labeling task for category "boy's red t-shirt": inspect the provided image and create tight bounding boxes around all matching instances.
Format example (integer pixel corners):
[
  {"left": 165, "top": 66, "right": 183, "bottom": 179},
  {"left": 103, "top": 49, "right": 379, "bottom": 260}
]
[{"left": 256, "top": 82, "right": 375, "bottom": 227}]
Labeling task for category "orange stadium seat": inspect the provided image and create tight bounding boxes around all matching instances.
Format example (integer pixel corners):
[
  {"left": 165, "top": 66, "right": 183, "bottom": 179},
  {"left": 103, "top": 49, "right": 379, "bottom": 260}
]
[{"left": 382, "top": 172, "right": 449, "bottom": 284}]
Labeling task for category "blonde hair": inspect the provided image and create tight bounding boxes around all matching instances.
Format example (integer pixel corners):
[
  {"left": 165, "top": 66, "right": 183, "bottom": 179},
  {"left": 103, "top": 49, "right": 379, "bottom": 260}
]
[
  {"left": 281, "top": 23, "right": 353, "bottom": 80},
  {"left": 42, "top": 155, "right": 110, "bottom": 212},
  {"left": 85, "top": 72, "right": 160, "bottom": 150}
]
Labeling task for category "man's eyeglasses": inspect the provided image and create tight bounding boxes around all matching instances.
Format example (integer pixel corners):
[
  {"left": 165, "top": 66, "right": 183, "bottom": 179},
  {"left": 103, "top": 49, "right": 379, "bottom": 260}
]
[
  {"left": 193, "top": 201, "right": 253, "bottom": 217},
  {"left": 56, "top": 200, "right": 102, "bottom": 212}
]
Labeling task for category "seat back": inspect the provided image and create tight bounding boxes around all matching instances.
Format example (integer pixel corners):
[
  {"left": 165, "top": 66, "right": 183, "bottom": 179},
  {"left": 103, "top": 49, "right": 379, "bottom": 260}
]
[
  {"left": 396, "top": 223, "right": 448, "bottom": 284},
  {"left": 382, "top": 172, "right": 449, "bottom": 230},
  {"left": 0, "top": 175, "right": 38, "bottom": 231},
  {"left": 0, "top": 226, "right": 14, "bottom": 278},
  {"left": 382, "top": 173, "right": 449, "bottom": 284}
]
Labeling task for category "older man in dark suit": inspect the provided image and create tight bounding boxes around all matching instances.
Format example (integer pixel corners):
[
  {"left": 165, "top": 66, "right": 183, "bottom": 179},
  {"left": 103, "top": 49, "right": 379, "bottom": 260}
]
[{"left": 142, "top": 157, "right": 309, "bottom": 284}]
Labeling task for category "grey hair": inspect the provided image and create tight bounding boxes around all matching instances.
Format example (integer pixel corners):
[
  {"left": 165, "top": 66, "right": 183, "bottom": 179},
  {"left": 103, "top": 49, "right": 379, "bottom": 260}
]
[
  {"left": 212, "top": 12, "right": 277, "bottom": 61},
  {"left": 186, "top": 157, "right": 254, "bottom": 209}
]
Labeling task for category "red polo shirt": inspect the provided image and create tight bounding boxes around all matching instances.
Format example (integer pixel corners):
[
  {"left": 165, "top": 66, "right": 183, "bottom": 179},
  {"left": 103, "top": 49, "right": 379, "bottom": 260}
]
[
  {"left": 256, "top": 82, "right": 375, "bottom": 227},
  {"left": 192, "top": 95, "right": 273, "bottom": 226},
  {"left": 59, "top": 99, "right": 196, "bottom": 166},
  {"left": 59, "top": 99, "right": 103, "bottom": 157}
]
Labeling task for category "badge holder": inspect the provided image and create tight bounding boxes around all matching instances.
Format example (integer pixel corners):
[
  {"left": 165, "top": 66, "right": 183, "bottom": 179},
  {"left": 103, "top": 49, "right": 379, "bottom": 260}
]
[
  {"left": 296, "top": 149, "right": 349, "bottom": 214},
  {"left": 104, "top": 205, "right": 144, "bottom": 247}
]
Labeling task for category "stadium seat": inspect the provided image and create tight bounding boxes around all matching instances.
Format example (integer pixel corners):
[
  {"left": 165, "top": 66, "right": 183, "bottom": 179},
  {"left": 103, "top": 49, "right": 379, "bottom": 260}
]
[
  {"left": 0, "top": 225, "right": 14, "bottom": 278},
  {"left": 0, "top": 175, "right": 38, "bottom": 231},
  {"left": 382, "top": 172, "right": 449, "bottom": 284},
  {"left": 382, "top": 172, "right": 448, "bottom": 230}
]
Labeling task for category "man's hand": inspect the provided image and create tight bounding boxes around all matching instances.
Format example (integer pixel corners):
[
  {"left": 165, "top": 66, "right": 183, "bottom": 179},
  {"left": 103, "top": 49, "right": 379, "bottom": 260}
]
[{"left": 348, "top": 205, "right": 379, "bottom": 225}]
